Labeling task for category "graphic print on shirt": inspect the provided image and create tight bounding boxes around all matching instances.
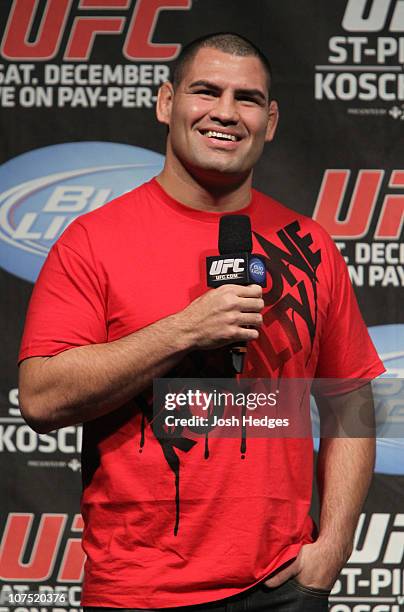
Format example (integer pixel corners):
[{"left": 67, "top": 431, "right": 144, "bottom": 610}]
[
  {"left": 249, "top": 220, "right": 322, "bottom": 377},
  {"left": 139, "top": 219, "right": 322, "bottom": 535}
]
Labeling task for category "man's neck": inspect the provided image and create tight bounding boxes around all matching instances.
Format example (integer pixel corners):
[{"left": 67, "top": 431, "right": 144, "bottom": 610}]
[{"left": 156, "top": 162, "right": 253, "bottom": 213}]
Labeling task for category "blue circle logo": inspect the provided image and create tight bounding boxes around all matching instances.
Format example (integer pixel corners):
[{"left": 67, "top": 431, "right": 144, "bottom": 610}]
[
  {"left": 312, "top": 324, "right": 404, "bottom": 475},
  {"left": 0, "top": 142, "right": 164, "bottom": 282},
  {"left": 249, "top": 256, "right": 266, "bottom": 283}
]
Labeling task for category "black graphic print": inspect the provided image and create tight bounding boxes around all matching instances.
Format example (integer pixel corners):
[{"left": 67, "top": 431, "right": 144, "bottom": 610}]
[
  {"left": 252, "top": 220, "right": 321, "bottom": 373},
  {"left": 140, "top": 220, "right": 322, "bottom": 535}
]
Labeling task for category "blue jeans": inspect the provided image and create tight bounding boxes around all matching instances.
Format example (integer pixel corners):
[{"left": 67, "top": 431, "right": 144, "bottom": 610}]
[{"left": 83, "top": 577, "right": 330, "bottom": 611}]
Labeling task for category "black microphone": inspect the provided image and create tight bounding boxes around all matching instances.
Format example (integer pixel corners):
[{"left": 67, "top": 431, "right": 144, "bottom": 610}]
[{"left": 206, "top": 215, "right": 266, "bottom": 373}]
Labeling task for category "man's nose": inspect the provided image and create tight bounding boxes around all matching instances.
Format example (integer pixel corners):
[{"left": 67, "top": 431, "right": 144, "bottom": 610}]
[{"left": 209, "top": 92, "right": 239, "bottom": 124}]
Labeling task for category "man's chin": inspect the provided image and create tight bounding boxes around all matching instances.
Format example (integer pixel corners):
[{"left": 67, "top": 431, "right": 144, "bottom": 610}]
[{"left": 189, "top": 161, "right": 250, "bottom": 182}]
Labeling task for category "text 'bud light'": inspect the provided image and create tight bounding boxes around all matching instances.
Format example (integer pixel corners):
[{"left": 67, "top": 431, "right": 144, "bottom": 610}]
[{"left": 249, "top": 256, "right": 266, "bottom": 283}]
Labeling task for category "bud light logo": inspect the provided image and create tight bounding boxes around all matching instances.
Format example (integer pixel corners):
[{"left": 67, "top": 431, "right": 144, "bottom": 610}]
[
  {"left": 0, "top": 142, "right": 164, "bottom": 282},
  {"left": 249, "top": 256, "right": 266, "bottom": 283}
]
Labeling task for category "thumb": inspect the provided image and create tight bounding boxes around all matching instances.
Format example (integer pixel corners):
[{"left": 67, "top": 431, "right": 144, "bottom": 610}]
[{"left": 264, "top": 560, "right": 299, "bottom": 588}]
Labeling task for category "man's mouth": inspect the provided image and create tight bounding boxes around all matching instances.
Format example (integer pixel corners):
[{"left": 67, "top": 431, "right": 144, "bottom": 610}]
[{"left": 199, "top": 130, "right": 240, "bottom": 142}]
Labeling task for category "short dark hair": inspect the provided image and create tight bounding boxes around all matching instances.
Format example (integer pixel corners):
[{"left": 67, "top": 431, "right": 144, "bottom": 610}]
[{"left": 171, "top": 32, "right": 272, "bottom": 97}]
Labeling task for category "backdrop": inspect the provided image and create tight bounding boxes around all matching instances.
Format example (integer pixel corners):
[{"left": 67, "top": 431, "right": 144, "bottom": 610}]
[{"left": 0, "top": 1, "right": 403, "bottom": 611}]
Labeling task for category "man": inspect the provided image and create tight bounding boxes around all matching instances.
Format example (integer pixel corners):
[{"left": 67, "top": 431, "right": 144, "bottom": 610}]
[{"left": 18, "top": 33, "right": 384, "bottom": 611}]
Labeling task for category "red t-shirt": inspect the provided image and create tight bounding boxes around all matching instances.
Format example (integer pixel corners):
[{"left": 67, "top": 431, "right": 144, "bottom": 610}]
[{"left": 19, "top": 179, "right": 384, "bottom": 608}]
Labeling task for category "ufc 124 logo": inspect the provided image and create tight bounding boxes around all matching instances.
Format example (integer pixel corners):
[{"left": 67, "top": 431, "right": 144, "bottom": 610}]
[
  {"left": 313, "top": 170, "right": 404, "bottom": 240},
  {"left": 1, "top": 0, "right": 192, "bottom": 61},
  {"left": 342, "top": 0, "right": 404, "bottom": 31}
]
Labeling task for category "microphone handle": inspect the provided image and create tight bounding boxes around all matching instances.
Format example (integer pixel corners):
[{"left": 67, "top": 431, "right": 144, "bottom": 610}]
[{"left": 230, "top": 342, "right": 247, "bottom": 374}]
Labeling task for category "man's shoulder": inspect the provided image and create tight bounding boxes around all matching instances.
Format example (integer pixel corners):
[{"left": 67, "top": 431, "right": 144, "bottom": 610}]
[
  {"left": 56, "top": 179, "right": 154, "bottom": 243},
  {"left": 76, "top": 179, "right": 153, "bottom": 226},
  {"left": 252, "top": 188, "right": 328, "bottom": 235},
  {"left": 252, "top": 188, "right": 342, "bottom": 273}
]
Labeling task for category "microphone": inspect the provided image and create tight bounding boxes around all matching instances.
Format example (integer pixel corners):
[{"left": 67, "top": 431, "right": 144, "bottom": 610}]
[{"left": 206, "top": 215, "right": 266, "bottom": 373}]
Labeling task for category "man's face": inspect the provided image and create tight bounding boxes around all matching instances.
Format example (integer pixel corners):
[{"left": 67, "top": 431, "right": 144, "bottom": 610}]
[{"left": 158, "top": 47, "right": 277, "bottom": 181}]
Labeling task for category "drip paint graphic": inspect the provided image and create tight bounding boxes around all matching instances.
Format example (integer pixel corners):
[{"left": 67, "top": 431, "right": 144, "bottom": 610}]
[{"left": 139, "top": 220, "right": 321, "bottom": 535}]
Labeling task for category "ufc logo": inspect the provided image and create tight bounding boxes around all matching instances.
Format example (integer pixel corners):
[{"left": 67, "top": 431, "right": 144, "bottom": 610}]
[
  {"left": 1, "top": 0, "right": 191, "bottom": 61},
  {"left": 313, "top": 170, "right": 404, "bottom": 240},
  {"left": 209, "top": 258, "right": 245, "bottom": 275},
  {"left": 342, "top": 0, "right": 404, "bottom": 32},
  {"left": 0, "top": 513, "right": 85, "bottom": 581}
]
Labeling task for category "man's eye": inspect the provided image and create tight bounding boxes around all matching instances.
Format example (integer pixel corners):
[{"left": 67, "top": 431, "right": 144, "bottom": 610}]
[
  {"left": 195, "top": 89, "right": 216, "bottom": 96},
  {"left": 237, "top": 96, "right": 258, "bottom": 104}
]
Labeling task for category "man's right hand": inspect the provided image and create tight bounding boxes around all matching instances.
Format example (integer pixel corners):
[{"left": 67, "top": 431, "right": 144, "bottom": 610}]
[
  {"left": 176, "top": 284, "right": 264, "bottom": 351},
  {"left": 19, "top": 285, "right": 264, "bottom": 433}
]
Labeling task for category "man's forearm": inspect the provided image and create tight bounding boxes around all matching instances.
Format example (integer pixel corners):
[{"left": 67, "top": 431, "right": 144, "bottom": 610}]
[
  {"left": 263, "top": 433, "right": 375, "bottom": 591},
  {"left": 263, "top": 386, "right": 377, "bottom": 590},
  {"left": 19, "top": 312, "right": 191, "bottom": 434},
  {"left": 19, "top": 284, "right": 264, "bottom": 434},
  {"left": 316, "top": 435, "right": 375, "bottom": 559}
]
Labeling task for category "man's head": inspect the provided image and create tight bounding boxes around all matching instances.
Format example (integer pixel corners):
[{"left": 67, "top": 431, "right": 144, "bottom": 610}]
[
  {"left": 157, "top": 32, "right": 279, "bottom": 186},
  {"left": 171, "top": 33, "right": 273, "bottom": 99}
]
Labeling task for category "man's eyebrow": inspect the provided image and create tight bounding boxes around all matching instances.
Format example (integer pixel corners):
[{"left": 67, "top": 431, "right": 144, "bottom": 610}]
[
  {"left": 235, "top": 88, "right": 267, "bottom": 103},
  {"left": 188, "top": 80, "right": 267, "bottom": 102},
  {"left": 188, "top": 80, "right": 221, "bottom": 90}
]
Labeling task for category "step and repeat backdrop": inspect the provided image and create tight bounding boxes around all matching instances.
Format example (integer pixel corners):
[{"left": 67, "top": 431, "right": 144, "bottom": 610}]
[{"left": 0, "top": 1, "right": 403, "bottom": 611}]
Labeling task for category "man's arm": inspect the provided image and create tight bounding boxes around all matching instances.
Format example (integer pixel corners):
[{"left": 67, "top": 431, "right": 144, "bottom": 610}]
[
  {"left": 265, "top": 384, "right": 375, "bottom": 589},
  {"left": 308, "top": 437, "right": 375, "bottom": 585},
  {"left": 308, "top": 384, "right": 376, "bottom": 586},
  {"left": 19, "top": 284, "right": 264, "bottom": 434}
]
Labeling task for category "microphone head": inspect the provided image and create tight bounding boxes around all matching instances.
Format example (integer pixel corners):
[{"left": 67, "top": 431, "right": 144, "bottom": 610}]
[{"left": 218, "top": 215, "right": 252, "bottom": 254}]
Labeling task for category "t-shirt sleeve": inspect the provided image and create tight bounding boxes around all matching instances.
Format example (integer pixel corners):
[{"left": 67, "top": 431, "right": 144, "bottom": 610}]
[
  {"left": 314, "top": 230, "right": 385, "bottom": 386},
  {"left": 18, "top": 220, "right": 107, "bottom": 364}
]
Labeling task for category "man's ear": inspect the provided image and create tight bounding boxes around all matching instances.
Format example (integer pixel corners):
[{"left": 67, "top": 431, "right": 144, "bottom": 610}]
[
  {"left": 156, "top": 81, "right": 174, "bottom": 126},
  {"left": 265, "top": 100, "right": 279, "bottom": 142}
]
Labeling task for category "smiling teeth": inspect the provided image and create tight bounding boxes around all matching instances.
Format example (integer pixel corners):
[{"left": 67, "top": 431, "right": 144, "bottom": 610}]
[{"left": 205, "top": 130, "right": 237, "bottom": 141}]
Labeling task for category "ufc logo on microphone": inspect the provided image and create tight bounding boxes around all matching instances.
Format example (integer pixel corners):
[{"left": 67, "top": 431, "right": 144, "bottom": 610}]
[{"left": 209, "top": 258, "right": 245, "bottom": 275}]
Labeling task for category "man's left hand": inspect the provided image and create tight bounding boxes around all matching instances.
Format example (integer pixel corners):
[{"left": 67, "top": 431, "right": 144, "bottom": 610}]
[{"left": 264, "top": 540, "right": 348, "bottom": 591}]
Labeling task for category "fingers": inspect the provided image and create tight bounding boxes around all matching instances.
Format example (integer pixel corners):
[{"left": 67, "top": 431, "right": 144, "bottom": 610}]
[
  {"left": 180, "top": 283, "right": 265, "bottom": 350},
  {"left": 238, "top": 297, "right": 265, "bottom": 313},
  {"left": 238, "top": 312, "right": 263, "bottom": 328},
  {"left": 216, "top": 284, "right": 264, "bottom": 313},
  {"left": 264, "top": 560, "right": 299, "bottom": 588},
  {"left": 225, "top": 284, "right": 263, "bottom": 298},
  {"left": 235, "top": 327, "right": 260, "bottom": 341}
]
